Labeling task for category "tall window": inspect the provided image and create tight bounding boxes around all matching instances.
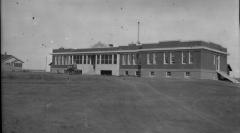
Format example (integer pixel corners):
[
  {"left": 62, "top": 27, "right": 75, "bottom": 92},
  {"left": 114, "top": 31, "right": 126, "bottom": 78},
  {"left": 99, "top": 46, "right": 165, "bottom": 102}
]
[
  {"left": 79, "top": 55, "right": 82, "bottom": 64},
  {"left": 109, "top": 55, "right": 112, "bottom": 64},
  {"left": 58, "top": 56, "right": 61, "bottom": 65},
  {"left": 213, "top": 55, "right": 216, "bottom": 65},
  {"left": 73, "top": 55, "right": 83, "bottom": 64},
  {"left": 182, "top": 52, "right": 187, "bottom": 64},
  {"left": 54, "top": 56, "right": 57, "bottom": 65},
  {"left": 164, "top": 52, "right": 170, "bottom": 64},
  {"left": 97, "top": 55, "right": 100, "bottom": 64},
  {"left": 101, "top": 55, "right": 104, "bottom": 64},
  {"left": 114, "top": 54, "right": 117, "bottom": 64},
  {"left": 87, "top": 55, "right": 91, "bottom": 64},
  {"left": 83, "top": 55, "right": 86, "bottom": 64},
  {"left": 122, "top": 55, "right": 126, "bottom": 65},
  {"left": 76, "top": 55, "right": 79, "bottom": 64},
  {"left": 132, "top": 54, "right": 136, "bottom": 65},
  {"left": 170, "top": 52, "right": 175, "bottom": 64},
  {"left": 153, "top": 53, "right": 156, "bottom": 64},
  {"left": 189, "top": 52, "right": 193, "bottom": 64},
  {"left": 127, "top": 54, "right": 131, "bottom": 65},
  {"left": 147, "top": 53, "right": 150, "bottom": 65}
]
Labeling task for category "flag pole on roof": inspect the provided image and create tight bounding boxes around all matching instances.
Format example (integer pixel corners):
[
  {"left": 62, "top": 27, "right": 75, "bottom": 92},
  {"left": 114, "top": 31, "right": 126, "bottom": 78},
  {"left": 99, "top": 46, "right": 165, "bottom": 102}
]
[{"left": 137, "top": 21, "right": 140, "bottom": 44}]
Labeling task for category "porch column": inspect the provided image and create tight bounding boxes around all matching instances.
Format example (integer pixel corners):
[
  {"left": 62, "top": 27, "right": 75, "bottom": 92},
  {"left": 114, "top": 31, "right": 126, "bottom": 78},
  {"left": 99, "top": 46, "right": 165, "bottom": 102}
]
[
  {"left": 89, "top": 56, "right": 92, "bottom": 64},
  {"left": 72, "top": 55, "right": 74, "bottom": 64},
  {"left": 112, "top": 54, "right": 114, "bottom": 64},
  {"left": 82, "top": 55, "right": 84, "bottom": 64},
  {"left": 86, "top": 55, "right": 88, "bottom": 64},
  {"left": 68, "top": 55, "right": 71, "bottom": 65}
]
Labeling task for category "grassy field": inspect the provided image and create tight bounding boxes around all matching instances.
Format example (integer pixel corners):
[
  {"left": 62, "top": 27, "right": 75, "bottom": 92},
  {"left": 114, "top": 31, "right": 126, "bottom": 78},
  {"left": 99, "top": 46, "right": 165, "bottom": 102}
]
[{"left": 2, "top": 72, "right": 240, "bottom": 133}]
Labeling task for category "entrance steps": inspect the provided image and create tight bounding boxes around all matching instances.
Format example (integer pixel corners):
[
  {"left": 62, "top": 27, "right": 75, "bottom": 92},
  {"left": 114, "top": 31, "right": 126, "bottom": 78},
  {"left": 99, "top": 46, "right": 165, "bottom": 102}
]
[{"left": 217, "top": 71, "right": 240, "bottom": 84}]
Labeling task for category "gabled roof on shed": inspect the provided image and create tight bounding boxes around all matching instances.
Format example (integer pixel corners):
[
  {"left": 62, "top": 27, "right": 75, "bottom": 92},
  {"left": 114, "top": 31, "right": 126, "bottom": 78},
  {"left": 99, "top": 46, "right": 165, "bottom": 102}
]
[{"left": 1, "top": 54, "right": 24, "bottom": 63}]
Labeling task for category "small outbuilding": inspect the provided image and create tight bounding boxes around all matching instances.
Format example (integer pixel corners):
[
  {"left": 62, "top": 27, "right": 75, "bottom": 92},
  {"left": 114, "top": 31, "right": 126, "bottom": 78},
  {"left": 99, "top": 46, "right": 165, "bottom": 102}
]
[{"left": 1, "top": 53, "right": 24, "bottom": 72}]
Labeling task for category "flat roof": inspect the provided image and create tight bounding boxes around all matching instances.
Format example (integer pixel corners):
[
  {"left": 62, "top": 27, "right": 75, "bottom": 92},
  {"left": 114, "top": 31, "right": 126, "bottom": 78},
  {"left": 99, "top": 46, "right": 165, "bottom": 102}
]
[{"left": 52, "top": 41, "right": 227, "bottom": 53}]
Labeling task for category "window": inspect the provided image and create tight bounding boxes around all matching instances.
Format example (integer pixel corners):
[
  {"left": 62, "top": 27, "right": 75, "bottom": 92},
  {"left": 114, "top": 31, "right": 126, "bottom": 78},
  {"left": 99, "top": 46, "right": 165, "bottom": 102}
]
[
  {"left": 136, "top": 71, "right": 141, "bottom": 76},
  {"left": 164, "top": 52, "right": 170, "bottom": 64},
  {"left": 74, "top": 55, "right": 83, "bottom": 64},
  {"left": 54, "top": 56, "right": 57, "bottom": 65},
  {"left": 96, "top": 55, "right": 100, "bottom": 64},
  {"left": 62, "top": 56, "right": 64, "bottom": 65},
  {"left": 153, "top": 53, "right": 156, "bottom": 64},
  {"left": 170, "top": 52, "right": 175, "bottom": 64},
  {"left": 104, "top": 54, "right": 108, "bottom": 64},
  {"left": 79, "top": 55, "right": 82, "bottom": 64},
  {"left": 132, "top": 54, "right": 136, "bottom": 65},
  {"left": 58, "top": 56, "right": 61, "bottom": 65},
  {"left": 109, "top": 55, "right": 112, "bottom": 64},
  {"left": 185, "top": 72, "right": 190, "bottom": 78},
  {"left": 147, "top": 53, "right": 150, "bottom": 65},
  {"left": 98, "top": 55, "right": 113, "bottom": 64},
  {"left": 166, "top": 72, "right": 171, "bottom": 77},
  {"left": 122, "top": 55, "right": 126, "bottom": 65},
  {"left": 83, "top": 55, "right": 87, "bottom": 64},
  {"left": 88, "top": 55, "right": 91, "bottom": 64},
  {"left": 150, "top": 71, "right": 155, "bottom": 77},
  {"left": 125, "top": 71, "right": 128, "bottom": 75},
  {"left": 126, "top": 54, "right": 131, "bottom": 65},
  {"left": 114, "top": 54, "right": 117, "bottom": 64},
  {"left": 182, "top": 52, "right": 187, "bottom": 64},
  {"left": 213, "top": 55, "right": 216, "bottom": 65},
  {"left": 14, "top": 63, "right": 22, "bottom": 67},
  {"left": 189, "top": 52, "right": 193, "bottom": 64},
  {"left": 101, "top": 55, "right": 105, "bottom": 64}
]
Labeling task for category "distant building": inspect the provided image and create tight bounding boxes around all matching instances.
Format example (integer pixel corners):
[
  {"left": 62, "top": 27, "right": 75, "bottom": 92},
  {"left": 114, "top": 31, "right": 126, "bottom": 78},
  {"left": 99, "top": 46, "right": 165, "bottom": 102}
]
[
  {"left": 50, "top": 41, "right": 228, "bottom": 80},
  {"left": 1, "top": 53, "right": 24, "bottom": 72}
]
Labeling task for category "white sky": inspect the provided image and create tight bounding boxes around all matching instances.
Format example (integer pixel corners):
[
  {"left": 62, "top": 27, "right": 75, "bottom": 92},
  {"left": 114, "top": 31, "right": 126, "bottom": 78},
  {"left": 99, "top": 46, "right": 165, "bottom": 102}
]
[{"left": 1, "top": 0, "right": 240, "bottom": 77}]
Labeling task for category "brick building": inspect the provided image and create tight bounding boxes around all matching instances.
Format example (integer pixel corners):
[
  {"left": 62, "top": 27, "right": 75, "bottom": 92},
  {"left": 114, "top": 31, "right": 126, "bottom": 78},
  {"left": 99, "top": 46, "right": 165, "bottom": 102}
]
[{"left": 50, "top": 41, "right": 228, "bottom": 80}]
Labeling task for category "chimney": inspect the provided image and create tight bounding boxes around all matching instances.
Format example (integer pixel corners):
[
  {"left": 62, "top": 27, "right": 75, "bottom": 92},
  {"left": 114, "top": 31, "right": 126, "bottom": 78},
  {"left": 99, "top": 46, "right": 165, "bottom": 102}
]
[
  {"left": 109, "top": 44, "right": 113, "bottom": 47},
  {"left": 4, "top": 52, "right": 7, "bottom": 55}
]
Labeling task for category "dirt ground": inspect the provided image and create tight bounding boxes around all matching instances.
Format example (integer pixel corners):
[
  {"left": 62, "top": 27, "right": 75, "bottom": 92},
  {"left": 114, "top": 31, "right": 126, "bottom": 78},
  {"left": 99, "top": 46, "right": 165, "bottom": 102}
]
[{"left": 2, "top": 72, "right": 240, "bottom": 133}]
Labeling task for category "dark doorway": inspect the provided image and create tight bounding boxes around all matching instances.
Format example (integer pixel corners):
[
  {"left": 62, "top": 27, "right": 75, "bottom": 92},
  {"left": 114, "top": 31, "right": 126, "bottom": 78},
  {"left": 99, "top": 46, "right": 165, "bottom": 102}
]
[{"left": 101, "top": 70, "right": 112, "bottom": 75}]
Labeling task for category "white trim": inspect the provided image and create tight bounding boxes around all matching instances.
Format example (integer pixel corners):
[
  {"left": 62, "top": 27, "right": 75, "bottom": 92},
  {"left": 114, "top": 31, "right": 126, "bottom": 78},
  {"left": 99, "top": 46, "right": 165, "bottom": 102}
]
[
  {"left": 51, "top": 46, "right": 227, "bottom": 55},
  {"left": 182, "top": 52, "right": 186, "bottom": 64},
  {"left": 163, "top": 52, "right": 167, "bottom": 64},
  {"left": 170, "top": 52, "right": 175, "bottom": 64},
  {"left": 127, "top": 54, "right": 131, "bottom": 65},
  {"left": 188, "top": 51, "right": 193, "bottom": 64}
]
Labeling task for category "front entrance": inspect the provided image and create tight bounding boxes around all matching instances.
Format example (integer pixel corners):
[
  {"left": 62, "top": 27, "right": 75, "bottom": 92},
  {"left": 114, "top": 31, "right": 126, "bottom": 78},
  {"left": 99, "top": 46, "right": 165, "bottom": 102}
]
[{"left": 100, "top": 70, "right": 112, "bottom": 75}]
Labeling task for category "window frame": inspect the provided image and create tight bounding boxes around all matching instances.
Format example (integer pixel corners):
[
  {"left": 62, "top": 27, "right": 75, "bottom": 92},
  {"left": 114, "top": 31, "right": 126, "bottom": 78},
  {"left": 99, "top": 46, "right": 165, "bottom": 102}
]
[
  {"left": 150, "top": 71, "right": 155, "bottom": 77},
  {"left": 166, "top": 71, "right": 172, "bottom": 77},
  {"left": 170, "top": 52, "right": 175, "bottom": 64},
  {"left": 185, "top": 72, "right": 190, "bottom": 78}
]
